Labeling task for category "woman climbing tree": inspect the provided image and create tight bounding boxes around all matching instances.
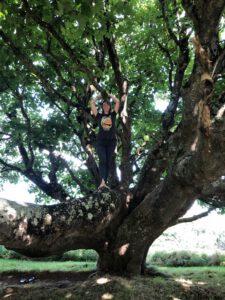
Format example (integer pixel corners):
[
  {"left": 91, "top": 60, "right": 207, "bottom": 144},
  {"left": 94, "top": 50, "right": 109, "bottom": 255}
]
[{"left": 90, "top": 91, "right": 120, "bottom": 190}]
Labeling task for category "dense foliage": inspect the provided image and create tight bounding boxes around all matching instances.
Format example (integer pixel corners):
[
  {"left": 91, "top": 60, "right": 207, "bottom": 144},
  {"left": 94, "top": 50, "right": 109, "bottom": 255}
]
[
  {"left": 0, "top": 1, "right": 224, "bottom": 205},
  {"left": 0, "top": 1, "right": 192, "bottom": 201}
]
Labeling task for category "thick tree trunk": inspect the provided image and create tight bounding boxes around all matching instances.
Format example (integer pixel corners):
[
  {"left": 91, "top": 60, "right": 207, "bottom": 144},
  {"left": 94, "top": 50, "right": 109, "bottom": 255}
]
[{"left": 97, "top": 245, "right": 146, "bottom": 275}]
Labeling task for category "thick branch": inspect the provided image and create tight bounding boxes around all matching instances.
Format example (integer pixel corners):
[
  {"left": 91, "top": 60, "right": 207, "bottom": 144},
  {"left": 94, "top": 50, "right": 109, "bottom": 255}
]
[
  {"left": 132, "top": 124, "right": 181, "bottom": 207},
  {"left": 0, "top": 189, "right": 121, "bottom": 256},
  {"left": 24, "top": 169, "right": 69, "bottom": 202},
  {"left": 110, "top": 113, "right": 225, "bottom": 272},
  {"left": 182, "top": 0, "right": 225, "bottom": 46}
]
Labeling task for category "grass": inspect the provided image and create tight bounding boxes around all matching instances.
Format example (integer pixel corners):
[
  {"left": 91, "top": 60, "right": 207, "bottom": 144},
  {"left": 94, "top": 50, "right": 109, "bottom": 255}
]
[
  {"left": 0, "top": 258, "right": 96, "bottom": 272},
  {"left": 159, "top": 266, "right": 225, "bottom": 289},
  {"left": 1, "top": 260, "right": 225, "bottom": 299}
]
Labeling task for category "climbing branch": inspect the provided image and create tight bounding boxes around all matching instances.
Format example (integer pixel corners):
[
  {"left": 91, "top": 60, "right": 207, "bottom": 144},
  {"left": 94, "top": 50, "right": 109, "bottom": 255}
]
[
  {"left": 155, "top": 39, "right": 174, "bottom": 91},
  {"left": 13, "top": 89, "right": 35, "bottom": 167},
  {"left": 0, "top": 157, "right": 23, "bottom": 173},
  {"left": 102, "top": 3, "right": 132, "bottom": 188},
  {"left": 175, "top": 207, "right": 216, "bottom": 224},
  {"left": 59, "top": 156, "right": 92, "bottom": 195},
  {"left": 159, "top": 1, "right": 190, "bottom": 132},
  {"left": 159, "top": 0, "right": 179, "bottom": 46}
]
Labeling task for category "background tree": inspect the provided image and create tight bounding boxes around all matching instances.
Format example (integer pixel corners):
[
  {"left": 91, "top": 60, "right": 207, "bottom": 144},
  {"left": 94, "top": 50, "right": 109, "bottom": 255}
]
[{"left": 0, "top": 0, "right": 225, "bottom": 275}]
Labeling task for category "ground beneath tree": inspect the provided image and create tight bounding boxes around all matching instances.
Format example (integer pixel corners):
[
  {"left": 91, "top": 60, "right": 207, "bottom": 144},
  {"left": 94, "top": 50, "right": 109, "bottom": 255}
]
[{"left": 1, "top": 269, "right": 225, "bottom": 300}]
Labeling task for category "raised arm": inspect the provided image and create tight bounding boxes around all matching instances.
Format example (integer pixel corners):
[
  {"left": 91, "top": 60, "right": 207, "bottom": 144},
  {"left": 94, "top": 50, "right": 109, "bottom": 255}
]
[
  {"left": 90, "top": 93, "right": 102, "bottom": 117},
  {"left": 109, "top": 94, "right": 120, "bottom": 113},
  {"left": 90, "top": 97, "right": 98, "bottom": 117}
]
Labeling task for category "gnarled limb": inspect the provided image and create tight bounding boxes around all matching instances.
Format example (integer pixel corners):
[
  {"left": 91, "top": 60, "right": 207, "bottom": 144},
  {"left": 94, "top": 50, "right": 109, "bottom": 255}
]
[{"left": 0, "top": 189, "right": 122, "bottom": 257}]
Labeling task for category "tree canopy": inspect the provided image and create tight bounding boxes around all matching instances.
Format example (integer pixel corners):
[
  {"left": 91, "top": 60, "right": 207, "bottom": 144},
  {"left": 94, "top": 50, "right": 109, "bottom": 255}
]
[{"left": 0, "top": 0, "right": 195, "bottom": 201}]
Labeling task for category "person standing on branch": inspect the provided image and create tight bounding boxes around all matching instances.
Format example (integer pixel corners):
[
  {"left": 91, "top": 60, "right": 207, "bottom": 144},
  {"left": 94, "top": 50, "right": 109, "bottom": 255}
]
[{"left": 90, "top": 87, "right": 120, "bottom": 190}]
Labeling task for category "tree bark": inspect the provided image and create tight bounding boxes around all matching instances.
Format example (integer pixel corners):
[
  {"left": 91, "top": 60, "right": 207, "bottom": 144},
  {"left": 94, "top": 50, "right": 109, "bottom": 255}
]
[{"left": 0, "top": 189, "right": 122, "bottom": 257}]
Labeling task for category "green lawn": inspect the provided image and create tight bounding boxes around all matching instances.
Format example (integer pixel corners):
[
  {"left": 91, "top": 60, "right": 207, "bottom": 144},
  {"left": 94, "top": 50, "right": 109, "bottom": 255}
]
[
  {"left": 1, "top": 260, "right": 225, "bottom": 299},
  {"left": 0, "top": 258, "right": 96, "bottom": 272},
  {"left": 160, "top": 266, "right": 225, "bottom": 288}
]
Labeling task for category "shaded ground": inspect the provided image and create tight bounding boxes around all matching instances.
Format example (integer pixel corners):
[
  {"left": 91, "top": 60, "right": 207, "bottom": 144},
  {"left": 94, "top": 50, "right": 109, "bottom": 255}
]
[{"left": 0, "top": 260, "right": 225, "bottom": 299}]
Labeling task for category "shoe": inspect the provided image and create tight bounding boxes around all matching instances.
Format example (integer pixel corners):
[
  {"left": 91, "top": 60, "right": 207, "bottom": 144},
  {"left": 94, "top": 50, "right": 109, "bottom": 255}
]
[{"left": 19, "top": 277, "right": 28, "bottom": 284}]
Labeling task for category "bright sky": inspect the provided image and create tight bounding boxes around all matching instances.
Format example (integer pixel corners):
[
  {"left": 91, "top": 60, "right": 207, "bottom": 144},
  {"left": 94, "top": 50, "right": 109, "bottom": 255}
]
[
  {"left": 154, "top": 92, "right": 169, "bottom": 112},
  {"left": 0, "top": 181, "right": 35, "bottom": 204}
]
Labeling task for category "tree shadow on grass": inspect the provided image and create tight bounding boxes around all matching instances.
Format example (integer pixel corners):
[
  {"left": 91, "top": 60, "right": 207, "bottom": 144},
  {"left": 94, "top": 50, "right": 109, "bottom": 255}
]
[{"left": 1, "top": 268, "right": 225, "bottom": 299}]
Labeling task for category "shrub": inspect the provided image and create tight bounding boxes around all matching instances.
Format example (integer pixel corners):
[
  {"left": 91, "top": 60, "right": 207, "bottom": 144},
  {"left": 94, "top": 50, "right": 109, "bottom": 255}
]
[
  {"left": 0, "top": 245, "right": 8, "bottom": 258},
  {"left": 61, "top": 249, "right": 98, "bottom": 262},
  {"left": 148, "top": 251, "right": 225, "bottom": 267},
  {"left": 0, "top": 245, "right": 28, "bottom": 260}
]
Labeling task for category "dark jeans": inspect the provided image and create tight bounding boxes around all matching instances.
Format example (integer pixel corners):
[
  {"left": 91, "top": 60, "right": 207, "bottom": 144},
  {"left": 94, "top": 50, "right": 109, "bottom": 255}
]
[{"left": 95, "top": 139, "right": 116, "bottom": 183}]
